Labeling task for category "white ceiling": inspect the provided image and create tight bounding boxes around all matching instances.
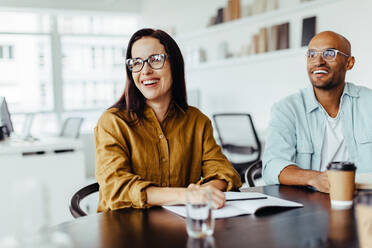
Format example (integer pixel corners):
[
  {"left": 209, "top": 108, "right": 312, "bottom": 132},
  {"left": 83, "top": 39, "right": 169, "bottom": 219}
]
[{"left": 0, "top": 0, "right": 142, "bottom": 13}]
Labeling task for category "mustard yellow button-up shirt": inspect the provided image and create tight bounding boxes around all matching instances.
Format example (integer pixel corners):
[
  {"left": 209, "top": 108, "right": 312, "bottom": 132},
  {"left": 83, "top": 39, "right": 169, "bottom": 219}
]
[{"left": 95, "top": 103, "right": 242, "bottom": 211}]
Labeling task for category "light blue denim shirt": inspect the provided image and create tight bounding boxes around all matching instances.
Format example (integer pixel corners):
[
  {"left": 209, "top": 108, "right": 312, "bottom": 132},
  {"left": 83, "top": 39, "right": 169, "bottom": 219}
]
[{"left": 263, "top": 82, "right": 372, "bottom": 185}]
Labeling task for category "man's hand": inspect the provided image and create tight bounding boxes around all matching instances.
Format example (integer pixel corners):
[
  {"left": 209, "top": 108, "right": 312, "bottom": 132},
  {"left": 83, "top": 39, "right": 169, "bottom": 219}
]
[
  {"left": 279, "top": 165, "right": 330, "bottom": 193},
  {"left": 188, "top": 183, "right": 226, "bottom": 209},
  {"left": 308, "top": 171, "right": 329, "bottom": 193}
]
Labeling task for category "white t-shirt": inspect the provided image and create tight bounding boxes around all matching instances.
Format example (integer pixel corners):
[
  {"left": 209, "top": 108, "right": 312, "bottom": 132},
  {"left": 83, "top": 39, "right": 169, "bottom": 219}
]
[{"left": 319, "top": 113, "right": 349, "bottom": 171}]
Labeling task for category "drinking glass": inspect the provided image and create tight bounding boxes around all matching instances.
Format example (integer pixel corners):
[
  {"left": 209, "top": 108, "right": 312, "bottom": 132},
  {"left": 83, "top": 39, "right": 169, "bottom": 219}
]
[
  {"left": 187, "top": 236, "right": 215, "bottom": 248},
  {"left": 186, "top": 188, "right": 214, "bottom": 238}
]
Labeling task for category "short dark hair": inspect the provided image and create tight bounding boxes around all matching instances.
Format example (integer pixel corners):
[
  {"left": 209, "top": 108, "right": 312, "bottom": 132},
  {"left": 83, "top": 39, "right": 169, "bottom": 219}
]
[{"left": 112, "top": 28, "right": 188, "bottom": 120}]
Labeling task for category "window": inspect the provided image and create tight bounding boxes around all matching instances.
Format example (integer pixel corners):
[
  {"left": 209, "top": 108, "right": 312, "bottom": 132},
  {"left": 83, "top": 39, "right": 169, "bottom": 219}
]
[
  {"left": 0, "top": 45, "right": 15, "bottom": 60},
  {"left": 0, "top": 11, "right": 50, "bottom": 33},
  {"left": 8, "top": 45, "right": 14, "bottom": 59},
  {"left": 61, "top": 36, "right": 127, "bottom": 110},
  {"left": 0, "top": 10, "right": 138, "bottom": 134},
  {"left": 0, "top": 11, "right": 53, "bottom": 113},
  {"left": 59, "top": 14, "right": 135, "bottom": 111}
]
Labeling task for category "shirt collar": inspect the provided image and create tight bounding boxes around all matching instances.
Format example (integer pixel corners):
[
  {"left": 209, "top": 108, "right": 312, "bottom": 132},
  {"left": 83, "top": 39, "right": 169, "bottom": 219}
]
[
  {"left": 342, "top": 82, "right": 360, "bottom": 98},
  {"left": 143, "top": 101, "right": 186, "bottom": 120},
  {"left": 304, "top": 82, "right": 359, "bottom": 114},
  {"left": 165, "top": 101, "right": 186, "bottom": 118}
]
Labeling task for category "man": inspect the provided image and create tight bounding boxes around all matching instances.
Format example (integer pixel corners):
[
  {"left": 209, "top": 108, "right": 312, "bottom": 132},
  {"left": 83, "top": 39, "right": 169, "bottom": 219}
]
[{"left": 262, "top": 31, "right": 372, "bottom": 193}]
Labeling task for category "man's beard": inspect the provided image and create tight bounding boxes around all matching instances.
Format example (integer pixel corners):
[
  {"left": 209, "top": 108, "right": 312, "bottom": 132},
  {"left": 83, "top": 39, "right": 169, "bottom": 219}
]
[{"left": 310, "top": 76, "right": 340, "bottom": 91}]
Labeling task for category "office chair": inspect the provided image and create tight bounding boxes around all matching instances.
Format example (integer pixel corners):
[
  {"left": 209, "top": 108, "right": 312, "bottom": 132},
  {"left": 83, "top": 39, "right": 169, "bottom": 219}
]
[
  {"left": 212, "top": 113, "right": 261, "bottom": 182},
  {"left": 60, "top": 117, "right": 84, "bottom": 139},
  {"left": 69, "top": 182, "right": 99, "bottom": 218},
  {"left": 244, "top": 160, "right": 262, "bottom": 187}
]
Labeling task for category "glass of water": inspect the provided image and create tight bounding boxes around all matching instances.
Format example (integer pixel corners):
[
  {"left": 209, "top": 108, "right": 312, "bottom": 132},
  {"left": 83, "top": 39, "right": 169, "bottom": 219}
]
[{"left": 186, "top": 188, "right": 214, "bottom": 238}]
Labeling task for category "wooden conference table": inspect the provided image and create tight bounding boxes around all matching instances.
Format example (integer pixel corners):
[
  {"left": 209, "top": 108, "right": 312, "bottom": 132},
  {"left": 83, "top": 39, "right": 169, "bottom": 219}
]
[{"left": 52, "top": 185, "right": 361, "bottom": 248}]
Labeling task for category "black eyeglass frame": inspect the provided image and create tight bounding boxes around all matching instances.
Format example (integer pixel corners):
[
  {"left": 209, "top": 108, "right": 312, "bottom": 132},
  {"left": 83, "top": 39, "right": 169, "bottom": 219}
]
[
  {"left": 306, "top": 48, "right": 350, "bottom": 61},
  {"left": 126, "top": 54, "right": 167, "bottom": 72}
]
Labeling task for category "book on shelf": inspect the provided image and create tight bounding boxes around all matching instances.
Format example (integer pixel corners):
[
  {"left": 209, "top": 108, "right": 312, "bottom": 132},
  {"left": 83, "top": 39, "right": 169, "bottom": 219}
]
[
  {"left": 241, "top": 3, "right": 252, "bottom": 17},
  {"left": 251, "top": 33, "right": 260, "bottom": 54},
  {"left": 224, "top": 0, "right": 233, "bottom": 22},
  {"left": 301, "top": 16, "right": 317, "bottom": 47},
  {"left": 258, "top": 27, "right": 268, "bottom": 53},
  {"left": 208, "top": 16, "right": 217, "bottom": 26},
  {"left": 231, "top": 0, "right": 241, "bottom": 20},
  {"left": 163, "top": 192, "right": 303, "bottom": 219},
  {"left": 268, "top": 25, "right": 279, "bottom": 52},
  {"left": 216, "top": 7, "right": 224, "bottom": 24},
  {"left": 252, "top": 0, "right": 266, "bottom": 15},
  {"left": 266, "top": 0, "right": 278, "bottom": 11},
  {"left": 198, "top": 48, "right": 207, "bottom": 63},
  {"left": 277, "top": 22, "right": 290, "bottom": 50}
]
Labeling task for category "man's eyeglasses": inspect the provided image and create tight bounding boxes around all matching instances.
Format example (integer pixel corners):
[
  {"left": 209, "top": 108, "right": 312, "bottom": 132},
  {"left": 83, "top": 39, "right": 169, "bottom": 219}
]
[
  {"left": 126, "top": 54, "right": 167, "bottom": 72},
  {"left": 306, "top": 48, "right": 350, "bottom": 61}
]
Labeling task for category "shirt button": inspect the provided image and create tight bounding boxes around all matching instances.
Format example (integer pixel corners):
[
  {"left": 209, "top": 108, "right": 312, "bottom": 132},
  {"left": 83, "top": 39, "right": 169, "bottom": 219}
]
[{"left": 159, "top": 134, "right": 164, "bottom": 139}]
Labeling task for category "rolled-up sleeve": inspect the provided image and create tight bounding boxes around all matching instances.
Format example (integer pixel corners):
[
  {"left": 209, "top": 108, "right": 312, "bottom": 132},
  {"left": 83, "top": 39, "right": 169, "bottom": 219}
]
[
  {"left": 95, "top": 114, "right": 156, "bottom": 211},
  {"left": 197, "top": 119, "right": 242, "bottom": 190},
  {"left": 262, "top": 102, "right": 298, "bottom": 185}
]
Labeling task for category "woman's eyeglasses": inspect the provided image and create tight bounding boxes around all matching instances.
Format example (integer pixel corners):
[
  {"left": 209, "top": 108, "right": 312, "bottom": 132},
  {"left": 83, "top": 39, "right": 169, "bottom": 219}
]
[
  {"left": 306, "top": 48, "right": 350, "bottom": 61},
  {"left": 126, "top": 54, "right": 167, "bottom": 72}
]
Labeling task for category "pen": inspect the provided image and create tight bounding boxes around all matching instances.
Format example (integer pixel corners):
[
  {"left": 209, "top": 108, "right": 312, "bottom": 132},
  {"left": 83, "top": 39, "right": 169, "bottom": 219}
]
[{"left": 227, "top": 196, "right": 268, "bottom": 201}]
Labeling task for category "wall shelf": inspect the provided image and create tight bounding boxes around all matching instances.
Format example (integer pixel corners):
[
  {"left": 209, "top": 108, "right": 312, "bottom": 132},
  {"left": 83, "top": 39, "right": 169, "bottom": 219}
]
[
  {"left": 178, "top": 0, "right": 345, "bottom": 73},
  {"left": 176, "top": 0, "right": 339, "bottom": 42},
  {"left": 186, "top": 47, "right": 306, "bottom": 72}
]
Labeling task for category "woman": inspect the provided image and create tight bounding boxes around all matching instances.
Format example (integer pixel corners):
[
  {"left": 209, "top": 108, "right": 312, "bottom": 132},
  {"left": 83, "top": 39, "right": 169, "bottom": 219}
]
[{"left": 95, "top": 28, "right": 241, "bottom": 212}]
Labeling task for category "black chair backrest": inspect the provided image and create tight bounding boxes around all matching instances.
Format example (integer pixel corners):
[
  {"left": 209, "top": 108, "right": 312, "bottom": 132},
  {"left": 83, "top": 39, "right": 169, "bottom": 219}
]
[
  {"left": 212, "top": 113, "right": 262, "bottom": 182},
  {"left": 70, "top": 182, "right": 99, "bottom": 218},
  {"left": 245, "top": 160, "right": 262, "bottom": 187},
  {"left": 212, "top": 113, "right": 261, "bottom": 160}
]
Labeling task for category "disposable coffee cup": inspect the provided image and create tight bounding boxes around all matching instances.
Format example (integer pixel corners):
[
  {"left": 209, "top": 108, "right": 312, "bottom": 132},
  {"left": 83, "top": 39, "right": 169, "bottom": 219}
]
[
  {"left": 356, "top": 193, "right": 372, "bottom": 248},
  {"left": 326, "top": 161, "right": 356, "bottom": 209}
]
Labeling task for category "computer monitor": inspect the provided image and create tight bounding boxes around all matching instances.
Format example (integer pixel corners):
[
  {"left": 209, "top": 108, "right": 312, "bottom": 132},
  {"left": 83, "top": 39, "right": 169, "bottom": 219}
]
[{"left": 0, "top": 97, "right": 14, "bottom": 137}]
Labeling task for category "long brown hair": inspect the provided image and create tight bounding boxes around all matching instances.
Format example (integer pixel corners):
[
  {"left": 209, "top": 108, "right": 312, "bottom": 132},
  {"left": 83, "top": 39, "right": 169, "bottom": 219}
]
[{"left": 112, "top": 28, "right": 188, "bottom": 120}]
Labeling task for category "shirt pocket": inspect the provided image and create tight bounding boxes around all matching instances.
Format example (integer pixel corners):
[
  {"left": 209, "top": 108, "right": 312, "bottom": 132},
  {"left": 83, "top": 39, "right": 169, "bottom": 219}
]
[
  {"left": 295, "top": 143, "right": 314, "bottom": 169},
  {"left": 354, "top": 111, "right": 372, "bottom": 144},
  {"left": 354, "top": 133, "right": 372, "bottom": 172},
  {"left": 296, "top": 134, "right": 314, "bottom": 155},
  {"left": 297, "top": 143, "right": 314, "bottom": 153},
  {"left": 354, "top": 133, "right": 372, "bottom": 160},
  {"left": 355, "top": 134, "right": 372, "bottom": 144}
]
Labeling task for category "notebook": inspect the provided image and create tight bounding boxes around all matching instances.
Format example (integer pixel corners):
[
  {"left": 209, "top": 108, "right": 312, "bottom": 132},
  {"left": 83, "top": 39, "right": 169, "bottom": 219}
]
[{"left": 163, "top": 192, "right": 303, "bottom": 219}]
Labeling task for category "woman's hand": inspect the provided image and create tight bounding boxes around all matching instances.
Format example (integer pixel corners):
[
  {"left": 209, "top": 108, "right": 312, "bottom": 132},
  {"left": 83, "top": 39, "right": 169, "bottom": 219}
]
[
  {"left": 146, "top": 179, "right": 227, "bottom": 208},
  {"left": 188, "top": 183, "right": 226, "bottom": 209}
]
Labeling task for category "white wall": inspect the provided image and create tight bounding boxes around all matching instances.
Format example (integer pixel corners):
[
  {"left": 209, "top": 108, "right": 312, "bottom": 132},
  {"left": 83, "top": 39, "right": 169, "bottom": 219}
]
[
  {"left": 139, "top": 0, "right": 300, "bottom": 34},
  {"left": 140, "top": 0, "right": 372, "bottom": 137},
  {"left": 139, "top": 0, "right": 226, "bottom": 35}
]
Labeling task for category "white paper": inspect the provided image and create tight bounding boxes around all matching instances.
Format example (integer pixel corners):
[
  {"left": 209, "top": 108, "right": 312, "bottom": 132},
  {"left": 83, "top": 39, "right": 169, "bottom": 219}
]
[
  {"left": 163, "top": 192, "right": 303, "bottom": 219},
  {"left": 224, "top": 191, "right": 267, "bottom": 200}
]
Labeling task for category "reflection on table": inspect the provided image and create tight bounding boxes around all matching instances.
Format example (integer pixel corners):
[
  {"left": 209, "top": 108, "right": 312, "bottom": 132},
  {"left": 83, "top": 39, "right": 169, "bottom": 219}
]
[{"left": 49, "top": 185, "right": 367, "bottom": 248}]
